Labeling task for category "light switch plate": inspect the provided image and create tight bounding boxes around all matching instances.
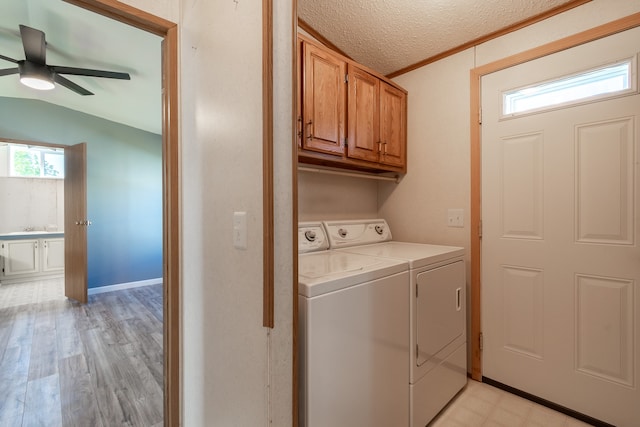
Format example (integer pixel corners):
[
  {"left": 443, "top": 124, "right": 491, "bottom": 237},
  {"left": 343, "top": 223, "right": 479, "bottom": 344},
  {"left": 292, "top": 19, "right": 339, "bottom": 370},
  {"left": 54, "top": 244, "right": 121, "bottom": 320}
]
[
  {"left": 233, "top": 211, "right": 247, "bottom": 249},
  {"left": 447, "top": 209, "right": 464, "bottom": 228}
]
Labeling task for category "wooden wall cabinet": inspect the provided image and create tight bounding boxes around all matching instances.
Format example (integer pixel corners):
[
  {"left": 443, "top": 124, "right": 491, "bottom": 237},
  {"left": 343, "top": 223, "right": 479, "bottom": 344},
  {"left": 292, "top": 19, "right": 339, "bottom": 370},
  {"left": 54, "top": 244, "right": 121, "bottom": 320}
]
[
  {"left": 301, "top": 42, "right": 346, "bottom": 155},
  {"left": 347, "top": 65, "right": 406, "bottom": 169},
  {"left": 298, "top": 35, "right": 407, "bottom": 174}
]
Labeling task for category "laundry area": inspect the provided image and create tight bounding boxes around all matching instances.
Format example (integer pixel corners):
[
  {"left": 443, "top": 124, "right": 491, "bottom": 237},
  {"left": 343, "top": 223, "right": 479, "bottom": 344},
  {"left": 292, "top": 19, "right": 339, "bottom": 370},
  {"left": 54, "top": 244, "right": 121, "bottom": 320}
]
[
  {"left": 298, "top": 219, "right": 466, "bottom": 426},
  {"left": 294, "top": 2, "right": 640, "bottom": 426},
  {"left": 295, "top": 19, "right": 471, "bottom": 425}
]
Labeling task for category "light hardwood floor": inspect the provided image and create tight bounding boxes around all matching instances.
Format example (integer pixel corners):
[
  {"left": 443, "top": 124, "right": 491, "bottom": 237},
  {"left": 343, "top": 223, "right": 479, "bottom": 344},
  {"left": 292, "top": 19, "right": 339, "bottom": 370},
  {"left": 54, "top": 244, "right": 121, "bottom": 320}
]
[{"left": 0, "top": 280, "right": 163, "bottom": 427}]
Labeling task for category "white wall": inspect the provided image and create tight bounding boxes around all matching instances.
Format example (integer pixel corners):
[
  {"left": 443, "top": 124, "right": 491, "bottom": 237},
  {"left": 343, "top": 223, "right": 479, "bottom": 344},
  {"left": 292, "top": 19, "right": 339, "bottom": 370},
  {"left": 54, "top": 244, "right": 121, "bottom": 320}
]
[
  {"left": 120, "top": 0, "right": 294, "bottom": 425},
  {"left": 298, "top": 170, "right": 378, "bottom": 221},
  {"left": 0, "top": 177, "right": 63, "bottom": 234}
]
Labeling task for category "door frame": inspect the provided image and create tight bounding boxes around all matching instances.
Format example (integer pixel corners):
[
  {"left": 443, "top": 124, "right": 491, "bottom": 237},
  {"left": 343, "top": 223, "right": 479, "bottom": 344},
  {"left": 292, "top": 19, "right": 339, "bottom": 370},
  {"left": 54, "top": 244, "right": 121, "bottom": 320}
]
[
  {"left": 62, "top": 0, "right": 180, "bottom": 424},
  {"left": 469, "top": 12, "right": 640, "bottom": 381}
]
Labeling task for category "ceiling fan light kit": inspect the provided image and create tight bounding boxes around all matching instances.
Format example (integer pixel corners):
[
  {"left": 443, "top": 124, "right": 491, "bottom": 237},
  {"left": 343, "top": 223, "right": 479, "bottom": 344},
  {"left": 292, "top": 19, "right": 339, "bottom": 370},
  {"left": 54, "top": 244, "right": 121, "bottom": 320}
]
[
  {"left": 18, "top": 61, "right": 55, "bottom": 90},
  {"left": 0, "top": 24, "right": 131, "bottom": 96}
]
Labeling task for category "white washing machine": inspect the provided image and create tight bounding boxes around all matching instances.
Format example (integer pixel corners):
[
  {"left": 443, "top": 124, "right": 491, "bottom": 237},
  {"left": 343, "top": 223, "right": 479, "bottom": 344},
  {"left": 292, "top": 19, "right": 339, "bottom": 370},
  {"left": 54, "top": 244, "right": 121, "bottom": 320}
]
[
  {"left": 324, "top": 219, "right": 467, "bottom": 427},
  {"left": 297, "top": 222, "right": 410, "bottom": 427}
]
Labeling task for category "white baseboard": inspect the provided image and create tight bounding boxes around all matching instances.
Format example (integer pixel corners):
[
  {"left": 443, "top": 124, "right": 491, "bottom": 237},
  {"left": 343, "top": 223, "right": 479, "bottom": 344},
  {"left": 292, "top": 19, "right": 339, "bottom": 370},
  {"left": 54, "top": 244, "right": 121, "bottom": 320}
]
[{"left": 88, "top": 277, "right": 163, "bottom": 295}]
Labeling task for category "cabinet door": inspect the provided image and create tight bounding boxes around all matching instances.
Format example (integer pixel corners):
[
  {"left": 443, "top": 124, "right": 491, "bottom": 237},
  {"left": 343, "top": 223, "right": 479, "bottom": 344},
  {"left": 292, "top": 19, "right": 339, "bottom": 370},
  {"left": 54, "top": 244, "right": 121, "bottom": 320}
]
[
  {"left": 42, "top": 238, "right": 65, "bottom": 272},
  {"left": 347, "top": 65, "right": 380, "bottom": 163},
  {"left": 302, "top": 42, "right": 346, "bottom": 155},
  {"left": 3, "top": 240, "right": 39, "bottom": 276},
  {"left": 379, "top": 82, "right": 406, "bottom": 168}
]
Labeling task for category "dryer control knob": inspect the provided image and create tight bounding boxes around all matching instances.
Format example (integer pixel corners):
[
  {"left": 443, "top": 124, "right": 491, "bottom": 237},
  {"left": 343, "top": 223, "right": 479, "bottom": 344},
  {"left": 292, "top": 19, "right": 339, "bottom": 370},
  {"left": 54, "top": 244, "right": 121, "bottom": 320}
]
[
  {"left": 375, "top": 225, "right": 384, "bottom": 235},
  {"left": 304, "top": 230, "right": 316, "bottom": 241},
  {"left": 338, "top": 228, "right": 348, "bottom": 238}
]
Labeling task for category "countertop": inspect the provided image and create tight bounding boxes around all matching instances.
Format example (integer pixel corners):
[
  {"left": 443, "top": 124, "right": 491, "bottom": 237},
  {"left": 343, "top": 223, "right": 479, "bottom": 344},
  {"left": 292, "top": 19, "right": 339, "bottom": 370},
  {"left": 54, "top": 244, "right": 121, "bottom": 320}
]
[{"left": 0, "top": 232, "right": 65, "bottom": 240}]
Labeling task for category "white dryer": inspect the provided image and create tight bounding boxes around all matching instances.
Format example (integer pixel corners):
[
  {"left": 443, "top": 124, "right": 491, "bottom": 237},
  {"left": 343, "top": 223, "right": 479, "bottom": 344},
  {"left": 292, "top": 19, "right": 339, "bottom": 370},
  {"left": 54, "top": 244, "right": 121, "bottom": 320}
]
[
  {"left": 325, "top": 219, "right": 467, "bottom": 427},
  {"left": 297, "top": 222, "right": 410, "bottom": 427}
]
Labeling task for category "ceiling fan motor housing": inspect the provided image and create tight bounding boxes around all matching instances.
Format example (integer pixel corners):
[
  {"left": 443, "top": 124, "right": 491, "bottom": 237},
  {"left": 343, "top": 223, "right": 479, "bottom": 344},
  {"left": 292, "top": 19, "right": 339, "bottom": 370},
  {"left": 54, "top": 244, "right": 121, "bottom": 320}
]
[
  {"left": 19, "top": 61, "right": 54, "bottom": 81},
  {"left": 18, "top": 60, "right": 55, "bottom": 90}
]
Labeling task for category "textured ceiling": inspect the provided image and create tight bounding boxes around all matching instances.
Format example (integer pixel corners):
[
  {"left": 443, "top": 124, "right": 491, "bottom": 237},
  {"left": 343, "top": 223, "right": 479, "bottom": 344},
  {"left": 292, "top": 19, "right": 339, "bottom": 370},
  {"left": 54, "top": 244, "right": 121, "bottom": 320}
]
[
  {"left": 299, "top": 0, "right": 580, "bottom": 76},
  {"left": 0, "top": 0, "right": 161, "bottom": 135}
]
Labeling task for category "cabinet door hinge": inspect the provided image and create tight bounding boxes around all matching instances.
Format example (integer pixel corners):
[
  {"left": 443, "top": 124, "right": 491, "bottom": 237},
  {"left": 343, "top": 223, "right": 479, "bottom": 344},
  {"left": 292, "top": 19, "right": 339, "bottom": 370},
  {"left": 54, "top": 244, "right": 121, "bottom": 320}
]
[
  {"left": 345, "top": 74, "right": 349, "bottom": 84},
  {"left": 344, "top": 137, "right": 348, "bottom": 147},
  {"left": 479, "top": 332, "right": 484, "bottom": 351},
  {"left": 478, "top": 220, "right": 483, "bottom": 238},
  {"left": 478, "top": 107, "right": 482, "bottom": 125},
  {"left": 416, "top": 344, "right": 419, "bottom": 359}
]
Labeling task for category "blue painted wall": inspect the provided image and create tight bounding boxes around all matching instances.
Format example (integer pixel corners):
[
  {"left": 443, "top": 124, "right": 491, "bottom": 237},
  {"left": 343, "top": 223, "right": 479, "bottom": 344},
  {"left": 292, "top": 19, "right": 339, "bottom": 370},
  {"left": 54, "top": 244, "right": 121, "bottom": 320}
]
[{"left": 0, "top": 97, "right": 162, "bottom": 288}]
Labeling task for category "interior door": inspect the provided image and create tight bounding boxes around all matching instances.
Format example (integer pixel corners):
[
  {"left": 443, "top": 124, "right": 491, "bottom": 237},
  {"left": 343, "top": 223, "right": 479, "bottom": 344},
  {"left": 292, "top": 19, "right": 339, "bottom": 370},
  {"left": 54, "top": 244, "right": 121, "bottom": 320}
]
[
  {"left": 481, "top": 27, "right": 640, "bottom": 427},
  {"left": 64, "top": 142, "right": 88, "bottom": 303}
]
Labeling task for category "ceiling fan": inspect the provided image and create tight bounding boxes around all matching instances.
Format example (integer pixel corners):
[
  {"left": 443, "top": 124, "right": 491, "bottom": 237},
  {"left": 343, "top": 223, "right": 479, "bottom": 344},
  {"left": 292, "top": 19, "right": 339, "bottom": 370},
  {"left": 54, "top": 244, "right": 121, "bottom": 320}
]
[{"left": 0, "top": 24, "right": 130, "bottom": 96}]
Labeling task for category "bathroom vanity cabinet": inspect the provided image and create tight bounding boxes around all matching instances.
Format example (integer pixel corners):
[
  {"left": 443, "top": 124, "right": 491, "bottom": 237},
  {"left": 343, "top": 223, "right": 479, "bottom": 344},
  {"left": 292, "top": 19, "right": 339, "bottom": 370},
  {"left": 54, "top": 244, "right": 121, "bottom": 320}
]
[{"left": 0, "top": 236, "right": 64, "bottom": 283}]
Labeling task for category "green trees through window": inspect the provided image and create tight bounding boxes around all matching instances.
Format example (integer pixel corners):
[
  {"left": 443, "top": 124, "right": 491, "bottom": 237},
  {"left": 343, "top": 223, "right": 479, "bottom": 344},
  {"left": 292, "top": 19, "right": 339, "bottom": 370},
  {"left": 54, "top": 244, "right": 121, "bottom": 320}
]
[{"left": 8, "top": 144, "right": 64, "bottom": 178}]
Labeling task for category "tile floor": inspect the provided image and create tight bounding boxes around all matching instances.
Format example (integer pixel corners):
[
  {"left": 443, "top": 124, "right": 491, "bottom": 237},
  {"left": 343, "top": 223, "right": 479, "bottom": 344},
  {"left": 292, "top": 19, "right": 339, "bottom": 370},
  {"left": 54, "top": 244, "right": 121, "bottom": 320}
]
[
  {"left": 0, "top": 277, "right": 65, "bottom": 309},
  {"left": 430, "top": 380, "right": 594, "bottom": 427}
]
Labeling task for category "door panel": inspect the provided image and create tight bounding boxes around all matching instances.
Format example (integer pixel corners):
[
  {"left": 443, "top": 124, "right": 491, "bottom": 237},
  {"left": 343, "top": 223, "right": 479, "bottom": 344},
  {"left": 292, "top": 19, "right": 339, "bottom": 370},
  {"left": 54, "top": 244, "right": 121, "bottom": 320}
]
[
  {"left": 64, "top": 143, "right": 88, "bottom": 303},
  {"left": 379, "top": 82, "right": 406, "bottom": 168},
  {"left": 302, "top": 42, "right": 346, "bottom": 155},
  {"left": 347, "top": 64, "right": 380, "bottom": 162},
  {"left": 4, "top": 240, "right": 39, "bottom": 275},
  {"left": 416, "top": 261, "right": 465, "bottom": 366},
  {"left": 481, "top": 27, "right": 640, "bottom": 427}
]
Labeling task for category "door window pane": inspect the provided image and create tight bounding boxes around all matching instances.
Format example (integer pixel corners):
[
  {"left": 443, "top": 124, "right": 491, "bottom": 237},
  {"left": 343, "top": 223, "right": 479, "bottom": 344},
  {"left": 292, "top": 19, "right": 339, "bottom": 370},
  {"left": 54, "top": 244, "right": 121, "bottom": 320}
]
[{"left": 503, "top": 59, "right": 635, "bottom": 117}]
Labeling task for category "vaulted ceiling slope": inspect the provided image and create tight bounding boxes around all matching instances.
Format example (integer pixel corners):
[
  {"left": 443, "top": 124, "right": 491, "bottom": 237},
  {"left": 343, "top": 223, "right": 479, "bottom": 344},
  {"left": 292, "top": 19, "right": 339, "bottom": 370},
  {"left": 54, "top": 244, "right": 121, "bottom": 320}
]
[
  {"left": 0, "top": 0, "right": 161, "bottom": 135},
  {"left": 299, "top": 0, "right": 583, "bottom": 76}
]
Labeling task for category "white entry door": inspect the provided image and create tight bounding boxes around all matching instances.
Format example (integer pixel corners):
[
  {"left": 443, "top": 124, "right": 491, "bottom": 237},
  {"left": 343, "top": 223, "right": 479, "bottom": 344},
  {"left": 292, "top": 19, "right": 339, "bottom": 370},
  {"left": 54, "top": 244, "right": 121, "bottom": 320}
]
[{"left": 481, "top": 27, "right": 640, "bottom": 427}]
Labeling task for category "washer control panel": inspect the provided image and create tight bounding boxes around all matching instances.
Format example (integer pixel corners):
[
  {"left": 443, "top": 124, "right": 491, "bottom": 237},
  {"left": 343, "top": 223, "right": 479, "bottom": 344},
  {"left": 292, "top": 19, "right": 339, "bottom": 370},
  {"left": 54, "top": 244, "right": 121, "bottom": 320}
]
[
  {"left": 324, "top": 219, "right": 392, "bottom": 248},
  {"left": 298, "top": 222, "right": 329, "bottom": 253}
]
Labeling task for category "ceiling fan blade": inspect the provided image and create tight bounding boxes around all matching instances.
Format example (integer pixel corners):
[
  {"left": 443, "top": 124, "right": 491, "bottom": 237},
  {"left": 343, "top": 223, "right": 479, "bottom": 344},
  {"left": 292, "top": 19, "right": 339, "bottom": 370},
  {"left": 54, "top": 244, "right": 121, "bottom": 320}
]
[
  {"left": 0, "top": 67, "right": 19, "bottom": 77},
  {"left": 19, "top": 25, "right": 47, "bottom": 65},
  {"left": 51, "top": 66, "right": 130, "bottom": 80},
  {"left": 53, "top": 73, "right": 93, "bottom": 96},
  {"left": 0, "top": 54, "right": 19, "bottom": 64}
]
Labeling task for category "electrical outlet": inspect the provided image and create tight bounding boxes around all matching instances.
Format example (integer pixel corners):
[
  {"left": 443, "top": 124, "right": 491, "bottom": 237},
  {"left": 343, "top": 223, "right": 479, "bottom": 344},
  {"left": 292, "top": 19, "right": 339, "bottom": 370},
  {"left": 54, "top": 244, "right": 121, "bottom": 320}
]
[{"left": 447, "top": 209, "right": 464, "bottom": 228}]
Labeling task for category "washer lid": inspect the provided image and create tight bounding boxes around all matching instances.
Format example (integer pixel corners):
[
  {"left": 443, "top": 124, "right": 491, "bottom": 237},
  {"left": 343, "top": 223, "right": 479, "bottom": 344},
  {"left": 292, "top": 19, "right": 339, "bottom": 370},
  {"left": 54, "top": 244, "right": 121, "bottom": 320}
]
[
  {"left": 338, "top": 242, "right": 464, "bottom": 269},
  {"left": 298, "top": 251, "right": 407, "bottom": 297}
]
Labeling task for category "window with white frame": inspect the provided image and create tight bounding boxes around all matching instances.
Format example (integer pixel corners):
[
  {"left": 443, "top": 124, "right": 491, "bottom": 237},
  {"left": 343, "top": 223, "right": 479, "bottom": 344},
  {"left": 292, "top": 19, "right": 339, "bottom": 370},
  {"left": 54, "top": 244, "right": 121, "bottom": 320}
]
[
  {"left": 8, "top": 143, "right": 65, "bottom": 178},
  {"left": 502, "top": 58, "right": 636, "bottom": 117}
]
